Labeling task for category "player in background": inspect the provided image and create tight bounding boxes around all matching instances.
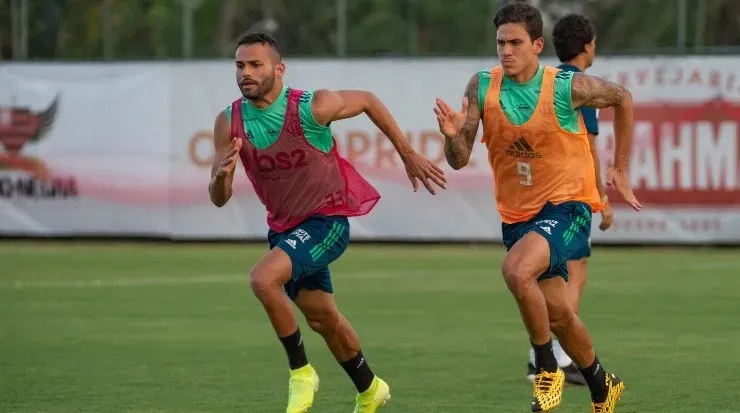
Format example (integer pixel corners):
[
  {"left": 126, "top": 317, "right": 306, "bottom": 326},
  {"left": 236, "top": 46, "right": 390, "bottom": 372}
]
[
  {"left": 523, "top": 12, "right": 616, "bottom": 386},
  {"left": 434, "top": 3, "right": 640, "bottom": 412},
  {"left": 210, "top": 32, "right": 446, "bottom": 413}
]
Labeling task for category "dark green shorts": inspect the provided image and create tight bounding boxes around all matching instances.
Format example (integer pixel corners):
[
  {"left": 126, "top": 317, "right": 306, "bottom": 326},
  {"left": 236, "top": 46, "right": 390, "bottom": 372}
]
[
  {"left": 501, "top": 201, "right": 592, "bottom": 281},
  {"left": 268, "top": 215, "right": 350, "bottom": 301},
  {"left": 570, "top": 236, "right": 592, "bottom": 260}
]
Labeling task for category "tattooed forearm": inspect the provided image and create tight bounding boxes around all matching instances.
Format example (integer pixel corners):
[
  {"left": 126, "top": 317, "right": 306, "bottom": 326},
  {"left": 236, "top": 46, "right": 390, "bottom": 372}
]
[
  {"left": 571, "top": 73, "right": 631, "bottom": 109},
  {"left": 444, "top": 73, "right": 481, "bottom": 169}
]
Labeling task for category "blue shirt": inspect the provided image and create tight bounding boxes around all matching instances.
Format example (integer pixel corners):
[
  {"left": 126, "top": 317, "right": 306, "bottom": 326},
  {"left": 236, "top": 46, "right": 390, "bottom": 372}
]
[{"left": 558, "top": 63, "right": 599, "bottom": 136}]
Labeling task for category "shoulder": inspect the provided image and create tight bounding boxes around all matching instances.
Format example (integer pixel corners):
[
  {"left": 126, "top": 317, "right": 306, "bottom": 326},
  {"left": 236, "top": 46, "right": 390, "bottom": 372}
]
[
  {"left": 473, "top": 70, "right": 491, "bottom": 112},
  {"left": 553, "top": 70, "right": 574, "bottom": 103},
  {"left": 554, "top": 68, "right": 575, "bottom": 83},
  {"left": 222, "top": 97, "right": 246, "bottom": 123},
  {"left": 310, "top": 89, "right": 341, "bottom": 107},
  {"left": 310, "top": 89, "right": 344, "bottom": 113},
  {"left": 474, "top": 70, "right": 490, "bottom": 91},
  {"left": 299, "top": 89, "right": 332, "bottom": 129}
]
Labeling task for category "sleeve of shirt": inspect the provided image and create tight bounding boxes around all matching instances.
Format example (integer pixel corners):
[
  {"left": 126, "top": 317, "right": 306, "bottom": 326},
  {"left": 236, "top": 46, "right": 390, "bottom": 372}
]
[
  {"left": 298, "top": 90, "right": 334, "bottom": 151},
  {"left": 477, "top": 70, "right": 491, "bottom": 114},
  {"left": 298, "top": 90, "right": 329, "bottom": 130},
  {"left": 553, "top": 70, "right": 584, "bottom": 132},
  {"left": 579, "top": 106, "right": 599, "bottom": 135}
]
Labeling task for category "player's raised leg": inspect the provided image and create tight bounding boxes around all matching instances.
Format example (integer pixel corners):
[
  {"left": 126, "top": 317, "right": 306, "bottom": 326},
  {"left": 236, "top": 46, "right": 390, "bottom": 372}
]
[
  {"left": 249, "top": 248, "right": 319, "bottom": 413},
  {"left": 558, "top": 257, "right": 589, "bottom": 385},
  {"left": 536, "top": 202, "right": 624, "bottom": 412},
  {"left": 501, "top": 231, "right": 564, "bottom": 412},
  {"left": 527, "top": 254, "right": 588, "bottom": 385},
  {"left": 295, "top": 289, "right": 390, "bottom": 413},
  {"left": 540, "top": 276, "right": 624, "bottom": 412}
]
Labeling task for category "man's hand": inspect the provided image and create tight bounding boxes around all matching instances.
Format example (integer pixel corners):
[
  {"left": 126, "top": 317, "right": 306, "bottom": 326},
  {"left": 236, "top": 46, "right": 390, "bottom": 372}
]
[
  {"left": 215, "top": 137, "right": 243, "bottom": 178},
  {"left": 434, "top": 97, "right": 468, "bottom": 139},
  {"left": 606, "top": 166, "right": 642, "bottom": 211},
  {"left": 599, "top": 202, "right": 614, "bottom": 231},
  {"left": 401, "top": 152, "right": 447, "bottom": 195}
]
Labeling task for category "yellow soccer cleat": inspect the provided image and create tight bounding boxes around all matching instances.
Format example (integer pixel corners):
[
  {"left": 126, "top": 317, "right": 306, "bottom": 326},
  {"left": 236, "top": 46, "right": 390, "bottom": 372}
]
[
  {"left": 591, "top": 373, "right": 625, "bottom": 413},
  {"left": 286, "top": 364, "right": 320, "bottom": 413},
  {"left": 353, "top": 376, "right": 391, "bottom": 413},
  {"left": 530, "top": 368, "right": 565, "bottom": 412}
]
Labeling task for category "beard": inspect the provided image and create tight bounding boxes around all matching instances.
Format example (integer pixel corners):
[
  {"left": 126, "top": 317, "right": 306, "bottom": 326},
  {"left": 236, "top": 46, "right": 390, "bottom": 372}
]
[{"left": 241, "top": 75, "right": 276, "bottom": 100}]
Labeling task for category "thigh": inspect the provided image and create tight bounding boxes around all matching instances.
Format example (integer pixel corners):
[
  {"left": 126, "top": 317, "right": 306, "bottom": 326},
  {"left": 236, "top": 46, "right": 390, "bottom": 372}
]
[
  {"left": 502, "top": 229, "right": 552, "bottom": 281},
  {"left": 530, "top": 201, "right": 592, "bottom": 282},
  {"left": 270, "top": 215, "right": 350, "bottom": 300}
]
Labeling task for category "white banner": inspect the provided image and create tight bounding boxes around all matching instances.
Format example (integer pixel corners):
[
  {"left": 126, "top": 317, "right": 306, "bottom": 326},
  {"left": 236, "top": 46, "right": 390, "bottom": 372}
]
[{"left": 1, "top": 57, "right": 739, "bottom": 243}]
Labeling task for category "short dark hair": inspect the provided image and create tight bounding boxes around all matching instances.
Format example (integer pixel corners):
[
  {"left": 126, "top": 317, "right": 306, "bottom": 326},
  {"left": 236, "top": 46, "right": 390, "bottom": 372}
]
[
  {"left": 237, "top": 32, "right": 281, "bottom": 59},
  {"left": 552, "top": 14, "right": 596, "bottom": 62},
  {"left": 493, "top": 2, "right": 543, "bottom": 41}
]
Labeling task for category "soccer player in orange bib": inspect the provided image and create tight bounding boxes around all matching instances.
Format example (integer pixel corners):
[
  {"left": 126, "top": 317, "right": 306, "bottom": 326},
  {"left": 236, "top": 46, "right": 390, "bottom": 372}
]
[{"left": 434, "top": 3, "right": 641, "bottom": 412}]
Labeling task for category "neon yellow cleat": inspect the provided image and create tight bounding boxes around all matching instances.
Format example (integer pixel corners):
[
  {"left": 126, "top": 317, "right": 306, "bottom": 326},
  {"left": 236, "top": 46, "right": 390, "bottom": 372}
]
[
  {"left": 353, "top": 376, "right": 391, "bottom": 413},
  {"left": 286, "top": 364, "right": 319, "bottom": 413},
  {"left": 530, "top": 368, "right": 565, "bottom": 412},
  {"left": 591, "top": 373, "right": 625, "bottom": 413}
]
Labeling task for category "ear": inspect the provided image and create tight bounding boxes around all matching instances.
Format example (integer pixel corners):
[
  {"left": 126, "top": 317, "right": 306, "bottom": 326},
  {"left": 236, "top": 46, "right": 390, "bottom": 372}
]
[
  {"left": 275, "top": 61, "right": 286, "bottom": 78},
  {"left": 532, "top": 37, "right": 544, "bottom": 54}
]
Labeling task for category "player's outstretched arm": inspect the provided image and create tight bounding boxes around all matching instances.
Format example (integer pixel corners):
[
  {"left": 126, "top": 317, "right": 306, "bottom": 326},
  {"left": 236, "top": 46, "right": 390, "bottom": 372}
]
[
  {"left": 434, "top": 73, "right": 481, "bottom": 170},
  {"left": 209, "top": 110, "right": 242, "bottom": 207},
  {"left": 571, "top": 73, "right": 642, "bottom": 211},
  {"left": 311, "top": 89, "right": 447, "bottom": 194}
]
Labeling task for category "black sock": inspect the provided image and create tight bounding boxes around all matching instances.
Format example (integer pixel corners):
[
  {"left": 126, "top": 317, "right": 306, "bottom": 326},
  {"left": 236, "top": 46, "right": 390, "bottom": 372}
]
[
  {"left": 578, "top": 355, "right": 608, "bottom": 403},
  {"left": 339, "top": 350, "right": 375, "bottom": 393},
  {"left": 531, "top": 339, "right": 558, "bottom": 373},
  {"left": 279, "top": 328, "right": 309, "bottom": 370}
]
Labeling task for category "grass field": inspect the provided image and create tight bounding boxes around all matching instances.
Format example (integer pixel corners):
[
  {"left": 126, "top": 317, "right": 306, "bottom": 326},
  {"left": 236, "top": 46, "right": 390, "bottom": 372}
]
[{"left": 1, "top": 242, "right": 739, "bottom": 412}]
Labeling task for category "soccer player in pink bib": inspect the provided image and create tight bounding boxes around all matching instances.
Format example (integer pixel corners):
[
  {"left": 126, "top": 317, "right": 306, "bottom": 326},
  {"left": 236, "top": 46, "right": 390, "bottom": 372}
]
[{"left": 208, "top": 32, "right": 446, "bottom": 413}]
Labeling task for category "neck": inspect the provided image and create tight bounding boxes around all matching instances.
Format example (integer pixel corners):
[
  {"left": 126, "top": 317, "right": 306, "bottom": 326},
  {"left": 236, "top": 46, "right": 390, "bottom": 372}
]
[
  {"left": 509, "top": 62, "right": 540, "bottom": 84},
  {"left": 248, "top": 81, "right": 283, "bottom": 109},
  {"left": 565, "top": 55, "right": 588, "bottom": 72}
]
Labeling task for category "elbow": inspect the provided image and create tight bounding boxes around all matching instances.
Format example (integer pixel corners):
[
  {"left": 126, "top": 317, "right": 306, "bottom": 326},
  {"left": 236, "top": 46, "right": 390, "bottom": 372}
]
[
  {"left": 618, "top": 87, "right": 633, "bottom": 108},
  {"left": 361, "top": 91, "right": 379, "bottom": 112},
  {"left": 208, "top": 182, "right": 228, "bottom": 208},
  {"left": 446, "top": 156, "right": 469, "bottom": 170},
  {"left": 449, "top": 160, "right": 468, "bottom": 170},
  {"left": 444, "top": 147, "right": 470, "bottom": 170}
]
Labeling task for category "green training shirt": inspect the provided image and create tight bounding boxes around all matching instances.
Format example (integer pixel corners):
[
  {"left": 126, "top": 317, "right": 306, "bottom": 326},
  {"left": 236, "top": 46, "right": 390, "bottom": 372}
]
[
  {"left": 477, "top": 65, "right": 581, "bottom": 132},
  {"left": 225, "top": 86, "right": 334, "bottom": 152}
]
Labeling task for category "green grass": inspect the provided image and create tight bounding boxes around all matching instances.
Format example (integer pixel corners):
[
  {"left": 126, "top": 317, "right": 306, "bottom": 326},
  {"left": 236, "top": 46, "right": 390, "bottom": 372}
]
[{"left": 1, "top": 242, "right": 739, "bottom": 412}]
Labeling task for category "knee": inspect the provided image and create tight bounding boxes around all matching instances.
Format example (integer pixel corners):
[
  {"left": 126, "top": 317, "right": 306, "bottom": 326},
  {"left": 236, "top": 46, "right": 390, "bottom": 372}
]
[
  {"left": 249, "top": 266, "right": 279, "bottom": 297},
  {"left": 305, "top": 311, "right": 341, "bottom": 336},
  {"left": 501, "top": 259, "right": 535, "bottom": 298}
]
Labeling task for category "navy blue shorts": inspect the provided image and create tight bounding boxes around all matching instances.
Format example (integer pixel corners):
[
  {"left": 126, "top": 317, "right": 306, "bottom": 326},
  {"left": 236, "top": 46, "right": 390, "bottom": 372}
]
[
  {"left": 502, "top": 201, "right": 592, "bottom": 281},
  {"left": 570, "top": 236, "right": 592, "bottom": 260},
  {"left": 268, "top": 215, "right": 350, "bottom": 301}
]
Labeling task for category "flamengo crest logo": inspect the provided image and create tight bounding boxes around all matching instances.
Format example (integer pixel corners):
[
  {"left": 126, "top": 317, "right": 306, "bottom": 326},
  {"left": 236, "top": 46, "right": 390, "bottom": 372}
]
[{"left": 0, "top": 93, "right": 78, "bottom": 198}]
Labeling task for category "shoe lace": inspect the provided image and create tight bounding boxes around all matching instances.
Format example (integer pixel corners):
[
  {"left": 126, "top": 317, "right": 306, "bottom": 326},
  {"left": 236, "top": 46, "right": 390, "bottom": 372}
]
[{"left": 534, "top": 371, "right": 557, "bottom": 395}]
